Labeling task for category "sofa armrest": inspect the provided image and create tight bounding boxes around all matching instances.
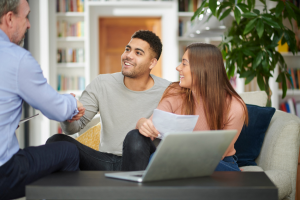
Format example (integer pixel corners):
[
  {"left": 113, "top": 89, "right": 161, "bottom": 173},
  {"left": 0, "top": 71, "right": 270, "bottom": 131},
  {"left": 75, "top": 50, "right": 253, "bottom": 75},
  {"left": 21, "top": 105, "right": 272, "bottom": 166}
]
[
  {"left": 255, "top": 110, "right": 300, "bottom": 200},
  {"left": 265, "top": 169, "right": 292, "bottom": 200}
]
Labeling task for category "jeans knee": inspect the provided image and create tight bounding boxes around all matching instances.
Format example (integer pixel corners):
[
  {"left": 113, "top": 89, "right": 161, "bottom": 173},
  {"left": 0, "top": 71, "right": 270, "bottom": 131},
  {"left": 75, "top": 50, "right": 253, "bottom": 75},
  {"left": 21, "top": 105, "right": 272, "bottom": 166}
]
[{"left": 123, "top": 129, "right": 149, "bottom": 152}]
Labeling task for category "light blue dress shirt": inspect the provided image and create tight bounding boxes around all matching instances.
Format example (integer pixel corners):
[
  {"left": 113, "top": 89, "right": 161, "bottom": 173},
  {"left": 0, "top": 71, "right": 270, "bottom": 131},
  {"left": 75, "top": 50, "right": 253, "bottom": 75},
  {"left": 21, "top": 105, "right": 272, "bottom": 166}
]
[{"left": 0, "top": 29, "right": 79, "bottom": 166}]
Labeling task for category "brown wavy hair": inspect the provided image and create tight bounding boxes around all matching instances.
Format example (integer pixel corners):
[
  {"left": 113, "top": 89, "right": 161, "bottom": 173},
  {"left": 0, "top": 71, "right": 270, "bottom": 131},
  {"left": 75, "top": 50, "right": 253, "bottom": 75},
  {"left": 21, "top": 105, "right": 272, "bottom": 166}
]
[{"left": 161, "top": 43, "right": 248, "bottom": 130}]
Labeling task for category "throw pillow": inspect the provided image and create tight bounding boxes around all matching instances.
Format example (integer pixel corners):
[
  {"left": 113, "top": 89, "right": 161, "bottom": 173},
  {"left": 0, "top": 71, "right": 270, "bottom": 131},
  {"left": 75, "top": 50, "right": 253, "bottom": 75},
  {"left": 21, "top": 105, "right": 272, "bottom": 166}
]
[{"left": 234, "top": 104, "right": 276, "bottom": 167}]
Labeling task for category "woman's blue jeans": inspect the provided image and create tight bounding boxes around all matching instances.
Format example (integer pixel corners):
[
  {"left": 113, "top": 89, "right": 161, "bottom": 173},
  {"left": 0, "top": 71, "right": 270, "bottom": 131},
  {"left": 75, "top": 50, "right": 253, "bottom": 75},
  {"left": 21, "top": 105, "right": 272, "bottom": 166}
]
[{"left": 149, "top": 154, "right": 240, "bottom": 171}]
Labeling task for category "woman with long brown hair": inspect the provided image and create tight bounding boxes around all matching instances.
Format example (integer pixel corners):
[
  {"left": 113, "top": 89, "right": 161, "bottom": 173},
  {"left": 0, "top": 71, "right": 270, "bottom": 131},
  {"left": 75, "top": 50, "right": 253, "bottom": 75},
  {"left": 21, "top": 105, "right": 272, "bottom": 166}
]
[{"left": 121, "top": 43, "right": 248, "bottom": 171}]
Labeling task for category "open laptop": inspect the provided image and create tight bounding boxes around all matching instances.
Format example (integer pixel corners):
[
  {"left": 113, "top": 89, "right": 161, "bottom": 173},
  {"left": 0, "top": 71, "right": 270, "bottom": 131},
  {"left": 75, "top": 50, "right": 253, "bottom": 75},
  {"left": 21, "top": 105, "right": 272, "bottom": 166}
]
[{"left": 105, "top": 130, "right": 237, "bottom": 182}]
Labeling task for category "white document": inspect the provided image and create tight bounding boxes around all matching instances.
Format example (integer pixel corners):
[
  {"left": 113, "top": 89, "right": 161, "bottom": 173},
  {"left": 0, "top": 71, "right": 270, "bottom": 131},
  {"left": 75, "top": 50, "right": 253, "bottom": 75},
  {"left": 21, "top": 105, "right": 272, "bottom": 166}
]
[
  {"left": 19, "top": 113, "right": 39, "bottom": 125},
  {"left": 152, "top": 109, "right": 199, "bottom": 139}
]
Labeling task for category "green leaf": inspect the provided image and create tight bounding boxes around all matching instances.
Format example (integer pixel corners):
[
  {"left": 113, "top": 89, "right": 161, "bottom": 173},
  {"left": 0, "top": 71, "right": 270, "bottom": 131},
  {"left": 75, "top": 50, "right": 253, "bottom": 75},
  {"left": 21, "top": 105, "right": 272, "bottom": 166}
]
[
  {"left": 275, "top": 0, "right": 285, "bottom": 17},
  {"left": 191, "top": 0, "right": 207, "bottom": 21},
  {"left": 256, "top": 19, "right": 264, "bottom": 38},
  {"left": 242, "top": 48, "right": 255, "bottom": 57},
  {"left": 243, "top": 18, "right": 258, "bottom": 35},
  {"left": 236, "top": 3, "right": 249, "bottom": 13},
  {"left": 284, "top": 30, "right": 297, "bottom": 54},
  {"left": 219, "top": 8, "right": 232, "bottom": 21},
  {"left": 253, "top": 9, "right": 260, "bottom": 15},
  {"left": 285, "top": 1, "right": 297, "bottom": 20},
  {"left": 281, "top": 73, "right": 287, "bottom": 98},
  {"left": 257, "top": 73, "right": 265, "bottom": 90},
  {"left": 234, "top": 7, "right": 242, "bottom": 24},
  {"left": 227, "top": 64, "right": 235, "bottom": 78},
  {"left": 241, "top": 12, "right": 257, "bottom": 18},
  {"left": 221, "top": 50, "right": 227, "bottom": 60},
  {"left": 245, "top": 73, "right": 256, "bottom": 84},
  {"left": 240, "top": 70, "right": 255, "bottom": 78},
  {"left": 209, "top": 0, "right": 217, "bottom": 15},
  {"left": 247, "top": 0, "right": 253, "bottom": 11},
  {"left": 261, "top": 16, "right": 281, "bottom": 28},
  {"left": 252, "top": 51, "right": 263, "bottom": 69}
]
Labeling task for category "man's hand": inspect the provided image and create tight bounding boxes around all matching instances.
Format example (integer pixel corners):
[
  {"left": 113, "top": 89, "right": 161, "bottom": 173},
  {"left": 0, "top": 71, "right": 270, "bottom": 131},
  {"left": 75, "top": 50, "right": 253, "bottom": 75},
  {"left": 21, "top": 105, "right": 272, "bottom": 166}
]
[
  {"left": 68, "top": 93, "right": 86, "bottom": 123},
  {"left": 136, "top": 118, "right": 160, "bottom": 140}
]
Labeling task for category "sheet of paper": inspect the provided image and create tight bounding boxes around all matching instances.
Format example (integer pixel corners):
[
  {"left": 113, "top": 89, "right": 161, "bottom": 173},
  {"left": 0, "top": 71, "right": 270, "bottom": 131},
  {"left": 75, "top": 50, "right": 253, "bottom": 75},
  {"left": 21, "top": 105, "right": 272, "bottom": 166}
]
[
  {"left": 19, "top": 113, "right": 39, "bottom": 125},
  {"left": 152, "top": 109, "right": 199, "bottom": 139}
]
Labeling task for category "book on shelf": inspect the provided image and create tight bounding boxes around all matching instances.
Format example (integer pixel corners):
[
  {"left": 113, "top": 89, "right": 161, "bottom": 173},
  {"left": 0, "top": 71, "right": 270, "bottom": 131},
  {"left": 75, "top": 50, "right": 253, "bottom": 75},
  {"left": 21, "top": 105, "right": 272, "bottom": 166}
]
[
  {"left": 178, "top": 0, "right": 200, "bottom": 12},
  {"left": 57, "top": 74, "right": 85, "bottom": 91},
  {"left": 57, "top": 0, "right": 84, "bottom": 13},
  {"left": 279, "top": 68, "right": 300, "bottom": 90},
  {"left": 178, "top": 18, "right": 196, "bottom": 37},
  {"left": 57, "top": 21, "right": 84, "bottom": 37},
  {"left": 57, "top": 48, "right": 84, "bottom": 63},
  {"left": 279, "top": 98, "right": 300, "bottom": 118}
]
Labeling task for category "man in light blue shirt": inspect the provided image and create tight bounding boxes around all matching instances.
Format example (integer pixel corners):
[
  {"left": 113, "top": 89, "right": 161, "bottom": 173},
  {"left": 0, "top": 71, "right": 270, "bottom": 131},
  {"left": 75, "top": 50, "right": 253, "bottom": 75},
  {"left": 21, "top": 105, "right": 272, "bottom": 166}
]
[{"left": 0, "top": 0, "right": 85, "bottom": 199}]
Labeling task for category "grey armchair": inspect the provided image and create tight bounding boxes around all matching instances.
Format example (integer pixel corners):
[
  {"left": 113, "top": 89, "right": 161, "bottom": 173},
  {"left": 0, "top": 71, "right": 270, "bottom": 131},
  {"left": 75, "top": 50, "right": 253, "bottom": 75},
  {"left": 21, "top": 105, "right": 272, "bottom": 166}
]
[{"left": 240, "top": 91, "right": 300, "bottom": 200}]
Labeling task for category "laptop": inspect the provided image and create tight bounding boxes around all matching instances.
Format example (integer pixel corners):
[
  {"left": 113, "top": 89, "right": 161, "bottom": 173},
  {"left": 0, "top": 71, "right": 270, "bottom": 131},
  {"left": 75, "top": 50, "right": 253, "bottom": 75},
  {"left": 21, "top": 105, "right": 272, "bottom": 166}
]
[{"left": 105, "top": 130, "right": 237, "bottom": 182}]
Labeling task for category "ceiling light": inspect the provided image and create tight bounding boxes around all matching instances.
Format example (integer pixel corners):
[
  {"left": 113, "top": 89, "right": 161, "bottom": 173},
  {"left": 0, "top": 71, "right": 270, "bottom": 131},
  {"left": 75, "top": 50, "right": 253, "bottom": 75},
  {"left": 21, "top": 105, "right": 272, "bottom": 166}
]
[
  {"left": 205, "top": 27, "right": 210, "bottom": 30},
  {"left": 196, "top": 30, "right": 201, "bottom": 34}
]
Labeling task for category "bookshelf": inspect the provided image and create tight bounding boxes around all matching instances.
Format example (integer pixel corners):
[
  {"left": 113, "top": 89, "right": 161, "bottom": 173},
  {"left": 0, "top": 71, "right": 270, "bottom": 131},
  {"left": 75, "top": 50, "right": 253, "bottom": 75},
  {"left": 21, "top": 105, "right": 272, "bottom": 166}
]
[
  {"left": 55, "top": 1, "right": 86, "bottom": 98},
  {"left": 53, "top": 0, "right": 87, "bottom": 134},
  {"left": 276, "top": 53, "right": 300, "bottom": 114}
]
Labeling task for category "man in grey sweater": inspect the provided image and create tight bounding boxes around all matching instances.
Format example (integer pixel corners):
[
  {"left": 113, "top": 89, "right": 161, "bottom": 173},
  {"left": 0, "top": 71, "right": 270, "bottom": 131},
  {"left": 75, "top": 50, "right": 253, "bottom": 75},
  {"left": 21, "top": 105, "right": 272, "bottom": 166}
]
[{"left": 47, "top": 30, "right": 170, "bottom": 171}]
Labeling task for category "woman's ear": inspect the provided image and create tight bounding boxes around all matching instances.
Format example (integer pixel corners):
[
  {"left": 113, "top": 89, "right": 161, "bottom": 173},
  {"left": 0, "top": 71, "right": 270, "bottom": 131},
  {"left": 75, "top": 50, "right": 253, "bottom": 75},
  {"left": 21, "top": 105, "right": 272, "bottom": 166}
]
[{"left": 149, "top": 58, "right": 158, "bottom": 70}]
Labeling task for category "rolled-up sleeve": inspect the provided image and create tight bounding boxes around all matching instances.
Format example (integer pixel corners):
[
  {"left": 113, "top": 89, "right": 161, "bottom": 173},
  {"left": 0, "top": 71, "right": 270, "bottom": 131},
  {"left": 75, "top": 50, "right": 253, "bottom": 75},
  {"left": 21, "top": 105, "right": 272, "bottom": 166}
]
[{"left": 17, "top": 53, "right": 78, "bottom": 121}]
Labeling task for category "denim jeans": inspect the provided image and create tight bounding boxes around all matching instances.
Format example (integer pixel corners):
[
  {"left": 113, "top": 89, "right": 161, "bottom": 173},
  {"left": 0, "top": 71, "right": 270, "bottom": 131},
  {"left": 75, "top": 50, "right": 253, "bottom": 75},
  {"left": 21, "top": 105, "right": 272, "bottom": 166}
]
[
  {"left": 122, "top": 129, "right": 156, "bottom": 171},
  {"left": 46, "top": 134, "right": 122, "bottom": 171},
  {"left": 214, "top": 155, "right": 240, "bottom": 171},
  {"left": 0, "top": 141, "right": 80, "bottom": 200}
]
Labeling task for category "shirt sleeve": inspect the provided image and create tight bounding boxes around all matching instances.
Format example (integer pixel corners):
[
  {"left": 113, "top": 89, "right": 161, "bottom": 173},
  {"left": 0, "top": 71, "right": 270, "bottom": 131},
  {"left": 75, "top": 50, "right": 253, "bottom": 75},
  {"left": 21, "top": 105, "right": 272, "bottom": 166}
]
[
  {"left": 17, "top": 53, "right": 78, "bottom": 122},
  {"left": 60, "top": 78, "right": 99, "bottom": 135}
]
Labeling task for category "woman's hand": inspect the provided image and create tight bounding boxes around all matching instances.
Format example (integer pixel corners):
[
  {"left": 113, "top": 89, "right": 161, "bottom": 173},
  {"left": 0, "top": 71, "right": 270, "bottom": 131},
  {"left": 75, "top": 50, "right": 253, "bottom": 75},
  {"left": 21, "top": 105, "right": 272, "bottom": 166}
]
[{"left": 136, "top": 118, "right": 160, "bottom": 140}]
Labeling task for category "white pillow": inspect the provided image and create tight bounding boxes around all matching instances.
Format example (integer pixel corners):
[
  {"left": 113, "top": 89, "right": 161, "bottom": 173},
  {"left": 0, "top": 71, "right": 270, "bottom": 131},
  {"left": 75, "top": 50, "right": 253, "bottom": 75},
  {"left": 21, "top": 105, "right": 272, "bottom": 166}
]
[{"left": 239, "top": 91, "right": 268, "bottom": 107}]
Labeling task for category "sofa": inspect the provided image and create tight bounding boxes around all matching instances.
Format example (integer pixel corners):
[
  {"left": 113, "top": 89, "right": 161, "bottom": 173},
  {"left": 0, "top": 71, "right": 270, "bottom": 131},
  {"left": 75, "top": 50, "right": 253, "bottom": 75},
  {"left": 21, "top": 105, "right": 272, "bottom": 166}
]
[
  {"left": 75, "top": 91, "right": 300, "bottom": 200},
  {"left": 239, "top": 91, "right": 300, "bottom": 200}
]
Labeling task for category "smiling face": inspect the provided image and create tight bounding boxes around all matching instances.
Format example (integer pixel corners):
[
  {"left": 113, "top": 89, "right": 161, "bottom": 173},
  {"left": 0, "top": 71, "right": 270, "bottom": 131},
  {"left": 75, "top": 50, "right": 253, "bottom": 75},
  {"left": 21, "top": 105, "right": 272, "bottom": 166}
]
[
  {"left": 11, "top": 0, "right": 30, "bottom": 46},
  {"left": 176, "top": 50, "right": 192, "bottom": 89},
  {"left": 121, "top": 38, "right": 156, "bottom": 78}
]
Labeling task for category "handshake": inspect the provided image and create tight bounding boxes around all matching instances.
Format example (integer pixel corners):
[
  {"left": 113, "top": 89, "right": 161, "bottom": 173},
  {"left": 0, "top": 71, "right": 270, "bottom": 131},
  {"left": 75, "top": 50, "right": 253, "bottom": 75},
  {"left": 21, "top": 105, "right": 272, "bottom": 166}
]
[{"left": 68, "top": 93, "right": 86, "bottom": 123}]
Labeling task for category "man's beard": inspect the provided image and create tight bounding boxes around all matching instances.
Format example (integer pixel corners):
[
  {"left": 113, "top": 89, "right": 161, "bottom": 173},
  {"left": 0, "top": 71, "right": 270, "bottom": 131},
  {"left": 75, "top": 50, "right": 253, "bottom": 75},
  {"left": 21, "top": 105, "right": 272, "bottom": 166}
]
[
  {"left": 12, "top": 29, "right": 27, "bottom": 47},
  {"left": 122, "top": 67, "right": 137, "bottom": 78},
  {"left": 18, "top": 37, "right": 25, "bottom": 47}
]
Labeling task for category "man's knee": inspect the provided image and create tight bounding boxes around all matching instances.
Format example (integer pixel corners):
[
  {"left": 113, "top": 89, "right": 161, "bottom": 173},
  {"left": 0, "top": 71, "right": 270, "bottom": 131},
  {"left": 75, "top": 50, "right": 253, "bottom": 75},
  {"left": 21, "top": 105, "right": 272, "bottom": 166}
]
[
  {"left": 46, "top": 133, "right": 69, "bottom": 144},
  {"left": 56, "top": 141, "right": 80, "bottom": 169},
  {"left": 123, "top": 129, "right": 149, "bottom": 152}
]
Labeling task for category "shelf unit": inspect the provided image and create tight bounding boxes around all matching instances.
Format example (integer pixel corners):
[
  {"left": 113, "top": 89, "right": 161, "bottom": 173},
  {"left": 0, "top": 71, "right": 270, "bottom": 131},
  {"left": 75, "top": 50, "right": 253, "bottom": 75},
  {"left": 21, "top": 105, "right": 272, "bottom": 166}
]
[
  {"left": 276, "top": 53, "right": 300, "bottom": 112},
  {"left": 55, "top": 9, "right": 87, "bottom": 97}
]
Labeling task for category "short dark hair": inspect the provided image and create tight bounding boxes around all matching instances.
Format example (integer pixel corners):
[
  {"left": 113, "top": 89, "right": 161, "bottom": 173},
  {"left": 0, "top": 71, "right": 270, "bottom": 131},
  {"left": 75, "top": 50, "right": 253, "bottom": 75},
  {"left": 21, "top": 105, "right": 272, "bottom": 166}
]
[
  {"left": 131, "top": 30, "right": 162, "bottom": 61},
  {"left": 0, "top": 0, "right": 20, "bottom": 24}
]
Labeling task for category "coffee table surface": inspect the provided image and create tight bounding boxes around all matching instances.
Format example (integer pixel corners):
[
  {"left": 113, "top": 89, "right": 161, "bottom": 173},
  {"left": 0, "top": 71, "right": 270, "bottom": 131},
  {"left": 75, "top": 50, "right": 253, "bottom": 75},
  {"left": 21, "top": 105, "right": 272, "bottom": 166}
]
[{"left": 26, "top": 171, "right": 277, "bottom": 200}]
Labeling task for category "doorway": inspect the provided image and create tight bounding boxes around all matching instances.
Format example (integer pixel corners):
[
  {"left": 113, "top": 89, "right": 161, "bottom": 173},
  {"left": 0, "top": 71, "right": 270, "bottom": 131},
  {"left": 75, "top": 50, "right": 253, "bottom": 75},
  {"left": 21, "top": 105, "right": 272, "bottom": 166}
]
[{"left": 99, "top": 17, "right": 162, "bottom": 77}]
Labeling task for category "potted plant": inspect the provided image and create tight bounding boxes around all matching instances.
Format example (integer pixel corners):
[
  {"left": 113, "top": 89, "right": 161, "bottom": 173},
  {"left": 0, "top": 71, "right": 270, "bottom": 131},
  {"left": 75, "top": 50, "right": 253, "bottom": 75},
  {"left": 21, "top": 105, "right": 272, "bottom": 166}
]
[{"left": 192, "top": 0, "right": 300, "bottom": 106}]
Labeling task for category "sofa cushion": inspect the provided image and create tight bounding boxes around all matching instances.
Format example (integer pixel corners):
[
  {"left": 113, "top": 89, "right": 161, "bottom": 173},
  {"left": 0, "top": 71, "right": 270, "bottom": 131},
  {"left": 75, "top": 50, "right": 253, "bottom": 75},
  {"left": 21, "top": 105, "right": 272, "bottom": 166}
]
[
  {"left": 234, "top": 104, "right": 276, "bottom": 167},
  {"left": 240, "top": 166, "right": 264, "bottom": 171},
  {"left": 239, "top": 91, "right": 268, "bottom": 107}
]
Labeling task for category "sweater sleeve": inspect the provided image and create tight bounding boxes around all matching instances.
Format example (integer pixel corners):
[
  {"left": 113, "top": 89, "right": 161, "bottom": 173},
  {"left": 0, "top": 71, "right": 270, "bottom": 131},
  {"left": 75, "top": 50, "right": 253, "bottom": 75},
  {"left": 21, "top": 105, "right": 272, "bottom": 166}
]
[
  {"left": 60, "top": 78, "right": 99, "bottom": 135},
  {"left": 222, "top": 98, "right": 246, "bottom": 158}
]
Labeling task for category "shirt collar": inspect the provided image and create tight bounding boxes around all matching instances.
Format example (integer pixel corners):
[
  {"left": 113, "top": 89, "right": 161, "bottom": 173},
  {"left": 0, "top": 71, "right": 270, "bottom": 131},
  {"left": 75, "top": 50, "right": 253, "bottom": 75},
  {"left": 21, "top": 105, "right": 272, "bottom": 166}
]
[{"left": 0, "top": 29, "right": 10, "bottom": 42}]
